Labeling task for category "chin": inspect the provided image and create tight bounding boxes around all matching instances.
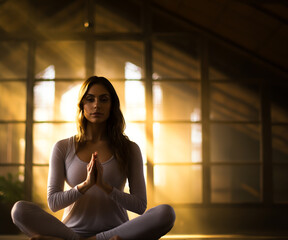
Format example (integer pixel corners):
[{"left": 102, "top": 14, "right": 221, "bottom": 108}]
[{"left": 90, "top": 119, "right": 107, "bottom": 124}]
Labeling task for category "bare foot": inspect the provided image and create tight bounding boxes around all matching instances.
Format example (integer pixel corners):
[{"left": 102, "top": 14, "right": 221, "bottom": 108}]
[{"left": 30, "top": 235, "right": 64, "bottom": 240}]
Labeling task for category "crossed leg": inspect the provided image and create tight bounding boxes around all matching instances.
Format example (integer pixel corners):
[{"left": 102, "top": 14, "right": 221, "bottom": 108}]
[
  {"left": 95, "top": 204, "right": 176, "bottom": 240},
  {"left": 11, "top": 201, "right": 175, "bottom": 240},
  {"left": 11, "top": 201, "right": 79, "bottom": 240}
]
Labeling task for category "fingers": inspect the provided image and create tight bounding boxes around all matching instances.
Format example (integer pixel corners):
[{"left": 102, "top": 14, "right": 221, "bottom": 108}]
[
  {"left": 86, "top": 152, "right": 98, "bottom": 186},
  {"left": 88, "top": 152, "right": 98, "bottom": 170},
  {"left": 92, "top": 152, "right": 101, "bottom": 173},
  {"left": 95, "top": 157, "right": 103, "bottom": 174},
  {"left": 87, "top": 156, "right": 94, "bottom": 171},
  {"left": 87, "top": 152, "right": 104, "bottom": 185}
]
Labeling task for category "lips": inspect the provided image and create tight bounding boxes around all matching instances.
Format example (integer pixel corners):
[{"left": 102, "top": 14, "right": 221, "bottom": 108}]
[{"left": 91, "top": 112, "right": 103, "bottom": 117}]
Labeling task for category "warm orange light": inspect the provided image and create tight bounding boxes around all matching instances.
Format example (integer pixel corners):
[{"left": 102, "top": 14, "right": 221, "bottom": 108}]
[{"left": 60, "top": 84, "right": 81, "bottom": 121}]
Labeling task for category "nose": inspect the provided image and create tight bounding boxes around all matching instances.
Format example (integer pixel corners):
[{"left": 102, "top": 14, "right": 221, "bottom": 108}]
[{"left": 93, "top": 98, "right": 100, "bottom": 109}]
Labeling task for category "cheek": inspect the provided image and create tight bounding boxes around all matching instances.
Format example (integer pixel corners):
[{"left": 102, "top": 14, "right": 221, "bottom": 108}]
[
  {"left": 83, "top": 105, "right": 90, "bottom": 116},
  {"left": 83, "top": 102, "right": 92, "bottom": 111}
]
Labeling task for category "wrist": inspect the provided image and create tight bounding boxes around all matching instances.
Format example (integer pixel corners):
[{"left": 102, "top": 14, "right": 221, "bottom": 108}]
[{"left": 77, "top": 181, "right": 91, "bottom": 194}]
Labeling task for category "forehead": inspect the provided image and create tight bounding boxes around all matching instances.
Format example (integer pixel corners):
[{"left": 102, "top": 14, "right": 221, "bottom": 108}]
[{"left": 86, "top": 84, "right": 110, "bottom": 96}]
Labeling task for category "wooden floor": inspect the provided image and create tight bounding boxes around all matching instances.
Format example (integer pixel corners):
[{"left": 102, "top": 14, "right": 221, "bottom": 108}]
[{"left": 1, "top": 234, "right": 288, "bottom": 240}]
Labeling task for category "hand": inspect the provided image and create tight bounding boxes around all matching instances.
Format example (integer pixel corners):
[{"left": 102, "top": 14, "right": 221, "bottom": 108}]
[
  {"left": 86, "top": 152, "right": 98, "bottom": 187},
  {"left": 77, "top": 152, "right": 112, "bottom": 194},
  {"left": 94, "top": 152, "right": 112, "bottom": 194},
  {"left": 77, "top": 152, "right": 98, "bottom": 194},
  {"left": 94, "top": 155, "right": 103, "bottom": 186}
]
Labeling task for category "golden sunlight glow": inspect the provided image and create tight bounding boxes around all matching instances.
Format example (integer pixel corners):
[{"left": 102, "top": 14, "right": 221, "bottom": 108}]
[
  {"left": 34, "top": 65, "right": 56, "bottom": 120},
  {"left": 60, "top": 84, "right": 82, "bottom": 121},
  {"left": 124, "top": 62, "right": 145, "bottom": 120},
  {"left": 124, "top": 81, "right": 145, "bottom": 120},
  {"left": 35, "top": 65, "right": 56, "bottom": 79},
  {"left": 124, "top": 61, "right": 146, "bottom": 155},
  {"left": 124, "top": 123, "right": 147, "bottom": 164},
  {"left": 125, "top": 62, "right": 141, "bottom": 80},
  {"left": 34, "top": 81, "right": 55, "bottom": 120},
  {"left": 190, "top": 109, "right": 202, "bottom": 163},
  {"left": 123, "top": 62, "right": 149, "bottom": 217},
  {"left": 19, "top": 138, "right": 25, "bottom": 164},
  {"left": 190, "top": 108, "right": 201, "bottom": 122},
  {"left": 191, "top": 124, "right": 201, "bottom": 144},
  {"left": 153, "top": 83, "right": 163, "bottom": 120},
  {"left": 191, "top": 124, "right": 202, "bottom": 163},
  {"left": 32, "top": 60, "right": 203, "bottom": 216}
]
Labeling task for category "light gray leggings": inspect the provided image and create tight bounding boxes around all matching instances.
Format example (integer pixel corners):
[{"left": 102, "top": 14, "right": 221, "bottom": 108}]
[{"left": 11, "top": 201, "right": 176, "bottom": 240}]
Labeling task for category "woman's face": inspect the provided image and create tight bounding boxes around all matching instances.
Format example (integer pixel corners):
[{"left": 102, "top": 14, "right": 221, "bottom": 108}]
[{"left": 82, "top": 84, "right": 112, "bottom": 124}]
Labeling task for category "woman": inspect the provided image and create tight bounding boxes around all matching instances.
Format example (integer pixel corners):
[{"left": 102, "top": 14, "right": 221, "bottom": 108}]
[{"left": 11, "top": 76, "right": 176, "bottom": 240}]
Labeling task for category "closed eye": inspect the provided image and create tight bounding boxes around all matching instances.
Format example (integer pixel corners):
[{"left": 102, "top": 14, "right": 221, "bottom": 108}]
[
  {"left": 85, "top": 95, "right": 95, "bottom": 102},
  {"left": 100, "top": 95, "right": 110, "bottom": 102}
]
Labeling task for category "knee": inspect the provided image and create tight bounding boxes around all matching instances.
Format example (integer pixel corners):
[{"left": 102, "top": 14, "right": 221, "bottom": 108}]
[
  {"left": 156, "top": 204, "right": 176, "bottom": 228},
  {"left": 11, "top": 200, "right": 33, "bottom": 225}
]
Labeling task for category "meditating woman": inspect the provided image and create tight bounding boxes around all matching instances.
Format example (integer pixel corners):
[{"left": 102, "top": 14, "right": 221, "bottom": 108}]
[{"left": 11, "top": 76, "right": 176, "bottom": 240}]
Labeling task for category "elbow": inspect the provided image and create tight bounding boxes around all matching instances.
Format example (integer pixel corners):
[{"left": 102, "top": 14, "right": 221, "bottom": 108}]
[
  {"left": 47, "top": 196, "right": 60, "bottom": 212},
  {"left": 48, "top": 203, "right": 59, "bottom": 213},
  {"left": 49, "top": 205, "right": 58, "bottom": 213},
  {"left": 137, "top": 199, "right": 147, "bottom": 215},
  {"left": 138, "top": 207, "right": 146, "bottom": 215}
]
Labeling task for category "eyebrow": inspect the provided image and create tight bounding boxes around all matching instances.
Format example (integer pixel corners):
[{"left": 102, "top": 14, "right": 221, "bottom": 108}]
[{"left": 85, "top": 93, "right": 110, "bottom": 98}]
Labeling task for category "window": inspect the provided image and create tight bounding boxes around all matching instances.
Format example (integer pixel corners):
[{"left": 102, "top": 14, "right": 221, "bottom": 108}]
[
  {"left": 0, "top": 0, "right": 287, "bottom": 235},
  {"left": 152, "top": 36, "right": 202, "bottom": 204},
  {"left": 209, "top": 42, "right": 262, "bottom": 204},
  {"left": 0, "top": 41, "right": 27, "bottom": 197}
]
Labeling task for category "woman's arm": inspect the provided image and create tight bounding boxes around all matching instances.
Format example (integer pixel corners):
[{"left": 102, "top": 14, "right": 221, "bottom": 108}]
[
  {"left": 47, "top": 139, "right": 83, "bottom": 212},
  {"left": 108, "top": 142, "right": 147, "bottom": 214}
]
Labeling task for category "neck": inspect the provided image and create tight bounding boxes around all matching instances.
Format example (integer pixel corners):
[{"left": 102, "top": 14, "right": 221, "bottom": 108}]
[{"left": 85, "top": 122, "right": 107, "bottom": 142}]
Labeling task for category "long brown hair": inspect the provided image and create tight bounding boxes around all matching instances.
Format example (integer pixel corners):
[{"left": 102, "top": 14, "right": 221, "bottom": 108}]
[{"left": 76, "top": 76, "right": 131, "bottom": 176}]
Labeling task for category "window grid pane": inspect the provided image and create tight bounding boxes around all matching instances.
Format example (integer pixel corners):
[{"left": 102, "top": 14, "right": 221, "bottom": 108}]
[
  {"left": 153, "top": 81, "right": 201, "bottom": 121},
  {"left": 35, "top": 41, "right": 85, "bottom": 79},
  {"left": 0, "top": 42, "right": 28, "bottom": 79},
  {"left": 33, "top": 81, "right": 82, "bottom": 121},
  {"left": 95, "top": 41, "right": 144, "bottom": 79},
  {"left": 153, "top": 39, "right": 201, "bottom": 79},
  {"left": 211, "top": 165, "right": 261, "bottom": 203},
  {"left": 153, "top": 123, "right": 202, "bottom": 164},
  {"left": 0, "top": 123, "right": 25, "bottom": 164},
  {"left": 210, "top": 83, "right": 259, "bottom": 121},
  {"left": 33, "top": 123, "right": 77, "bottom": 164},
  {"left": 0, "top": 81, "right": 26, "bottom": 121},
  {"left": 154, "top": 165, "right": 202, "bottom": 204},
  {"left": 210, "top": 124, "right": 260, "bottom": 163}
]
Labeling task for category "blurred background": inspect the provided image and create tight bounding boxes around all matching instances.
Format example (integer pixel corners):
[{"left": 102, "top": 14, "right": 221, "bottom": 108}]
[{"left": 0, "top": 0, "right": 288, "bottom": 236}]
